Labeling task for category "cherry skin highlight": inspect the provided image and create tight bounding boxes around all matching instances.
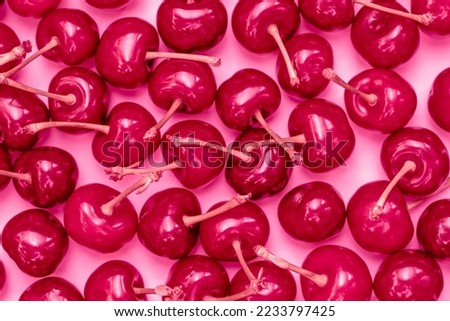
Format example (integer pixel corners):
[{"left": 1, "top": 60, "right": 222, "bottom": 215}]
[
  {"left": 417, "top": 199, "right": 450, "bottom": 259},
  {"left": 138, "top": 188, "right": 201, "bottom": 259},
  {"left": 19, "top": 277, "right": 84, "bottom": 301},
  {"left": 84, "top": 260, "right": 146, "bottom": 301},
  {"left": 36, "top": 8, "right": 99, "bottom": 66},
  {"left": 2, "top": 209, "right": 69, "bottom": 277},
  {"left": 374, "top": 250, "right": 444, "bottom": 301},
  {"left": 278, "top": 181, "right": 346, "bottom": 243},
  {"left": 157, "top": 0, "right": 228, "bottom": 53}
]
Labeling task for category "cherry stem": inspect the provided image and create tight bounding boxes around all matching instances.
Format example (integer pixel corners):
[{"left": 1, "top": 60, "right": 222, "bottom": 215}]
[
  {"left": 100, "top": 172, "right": 162, "bottom": 215},
  {"left": 353, "top": 0, "right": 435, "bottom": 26},
  {"left": 233, "top": 240, "right": 256, "bottom": 282},
  {"left": 183, "top": 193, "right": 252, "bottom": 227},
  {"left": 323, "top": 68, "right": 377, "bottom": 106},
  {"left": 407, "top": 176, "right": 450, "bottom": 210},
  {"left": 372, "top": 160, "right": 417, "bottom": 216},
  {"left": 0, "top": 41, "right": 32, "bottom": 68},
  {"left": 0, "top": 169, "right": 32, "bottom": 184},
  {"left": 145, "top": 51, "right": 221, "bottom": 67},
  {"left": 133, "top": 285, "right": 173, "bottom": 297},
  {"left": 20, "top": 121, "right": 110, "bottom": 135},
  {"left": 3, "top": 77, "right": 76, "bottom": 105},
  {"left": 253, "top": 110, "right": 302, "bottom": 165},
  {"left": 254, "top": 245, "right": 328, "bottom": 287},
  {"left": 105, "top": 161, "right": 182, "bottom": 181},
  {"left": 267, "top": 24, "right": 299, "bottom": 87},
  {"left": 2, "top": 37, "right": 59, "bottom": 79},
  {"left": 168, "top": 135, "right": 253, "bottom": 163},
  {"left": 244, "top": 134, "right": 306, "bottom": 152},
  {"left": 143, "top": 98, "right": 183, "bottom": 141}
]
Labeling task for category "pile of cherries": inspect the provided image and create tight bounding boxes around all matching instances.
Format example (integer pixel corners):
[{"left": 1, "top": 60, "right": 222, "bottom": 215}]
[{"left": 1, "top": 0, "right": 450, "bottom": 301}]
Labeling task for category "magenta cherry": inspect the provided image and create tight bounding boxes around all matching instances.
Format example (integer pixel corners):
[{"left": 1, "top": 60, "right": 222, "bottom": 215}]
[
  {"left": 2, "top": 209, "right": 69, "bottom": 277},
  {"left": 85, "top": 0, "right": 130, "bottom": 9},
  {"left": 411, "top": 0, "right": 450, "bottom": 37},
  {"left": 20, "top": 277, "right": 84, "bottom": 301},
  {"left": 0, "top": 261, "right": 5, "bottom": 292},
  {"left": 0, "top": 22, "right": 31, "bottom": 72},
  {"left": 298, "top": 0, "right": 354, "bottom": 31},
  {"left": 7, "top": 0, "right": 61, "bottom": 17},
  {"left": 428, "top": 67, "right": 450, "bottom": 131}
]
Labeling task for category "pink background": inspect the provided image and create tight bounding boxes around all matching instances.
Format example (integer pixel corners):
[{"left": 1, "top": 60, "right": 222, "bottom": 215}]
[{"left": 1, "top": 0, "right": 450, "bottom": 300}]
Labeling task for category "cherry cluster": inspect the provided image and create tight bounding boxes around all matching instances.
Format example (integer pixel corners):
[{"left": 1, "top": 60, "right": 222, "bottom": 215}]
[{"left": 0, "top": 0, "right": 450, "bottom": 301}]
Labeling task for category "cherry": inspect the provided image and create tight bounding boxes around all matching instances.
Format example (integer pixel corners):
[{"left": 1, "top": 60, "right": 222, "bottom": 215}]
[
  {"left": 19, "top": 277, "right": 84, "bottom": 301},
  {"left": 64, "top": 181, "right": 146, "bottom": 253},
  {"left": 381, "top": 127, "right": 449, "bottom": 196},
  {"left": 298, "top": 0, "right": 354, "bottom": 31},
  {"left": 163, "top": 255, "right": 229, "bottom": 301},
  {"left": 160, "top": 120, "right": 226, "bottom": 189},
  {"left": 255, "top": 245, "right": 373, "bottom": 300},
  {"left": 84, "top": 260, "right": 146, "bottom": 301},
  {"left": 199, "top": 199, "right": 270, "bottom": 261},
  {"left": 428, "top": 67, "right": 450, "bottom": 132},
  {"left": 0, "top": 143, "right": 12, "bottom": 190},
  {"left": 226, "top": 128, "right": 292, "bottom": 200},
  {"left": 36, "top": 9, "right": 99, "bottom": 66},
  {"left": 0, "top": 261, "right": 5, "bottom": 292},
  {"left": 278, "top": 181, "right": 346, "bottom": 243},
  {"left": 144, "top": 59, "right": 217, "bottom": 139},
  {"left": 6, "top": 0, "right": 61, "bottom": 17},
  {"left": 85, "top": 0, "right": 130, "bottom": 9},
  {"left": 0, "top": 146, "right": 78, "bottom": 208},
  {"left": 0, "top": 85, "right": 50, "bottom": 151},
  {"left": 229, "top": 261, "right": 297, "bottom": 301},
  {"left": 324, "top": 68, "right": 417, "bottom": 133},
  {"left": 417, "top": 199, "right": 450, "bottom": 259},
  {"left": 288, "top": 98, "right": 355, "bottom": 172},
  {"left": 0, "top": 22, "right": 31, "bottom": 72},
  {"left": 276, "top": 33, "right": 333, "bottom": 99},
  {"left": 374, "top": 250, "right": 444, "bottom": 301},
  {"left": 411, "top": 0, "right": 450, "bottom": 37},
  {"left": 347, "top": 180, "right": 414, "bottom": 254},
  {"left": 157, "top": 0, "right": 228, "bottom": 53},
  {"left": 351, "top": 0, "right": 423, "bottom": 69},
  {"left": 48, "top": 66, "right": 109, "bottom": 133},
  {"left": 137, "top": 187, "right": 201, "bottom": 259},
  {"left": 96, "top": 17, "right": 220, "bottom": 89},
  {"left": 2, "top": 209, "right": 69, "bottom": 277}
]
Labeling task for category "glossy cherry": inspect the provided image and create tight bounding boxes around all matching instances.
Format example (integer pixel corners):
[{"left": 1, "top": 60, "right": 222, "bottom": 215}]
[
  {"left": 374, "top": 250, "right": 443, "bottom": 301},
  {"left": 157, "top": 0, "right": 228, "bottom": 53},
  {"left": 48, "top": 66, "right": 109, "bottom": 132},
  {"left": 20, "top": 277, "right": 84, "bottom": 301},
  {"left": 277, "top": 33, "right": 333, "bottom": 99},
  {"left": 229, "top": 261, "right": 297, "bottom": 301},
  {"left": 428, "top": 67, "right": 450, "bottom": 131},
  {"left": 2, "top": 209, "right": 69, "bottom": 277},
  {"left": 161, "top": 120, "right": 226, "bottom": 189},
  {"left": 0, "top": 143, "right": 12, "bottom": 190},
  {"left": 0, "top": 22, "right": 31, "bottom": 72},
  {"left": 411, "top": 0, "right": 450, "bottom": 37},
  {"left": 417, "top": 199, "right": 450, "bottom": 259},
  {"left": 85, "top": 0, "right": 130, "bottom": 9},
  {"left": 199, "top": 200, "right": 270, "bottom": 261},
  {"left": 278, "top": 181, "right": 346, "bottom": 243},
  {"left": 381, "top": 127, "right": 450, "bottom": 196},
  {"left": 164, "top": 255, "right": 229, "bottom": 301},
  {"left": 351, "top": 0, "right": 420, "bottom": 69},
  {"left": 7, "top": 0, "right": 61, "bottom": 17},
  {"left": 36, "top": 9, "right": 99, "bottom": 66},
  {"left": 288, "top": 98, "right": 355, "bottom": 173},
  {"left": 138, "top": 188, "right": 201, "bottom": 259},
  {"left": 298, "top": 0, "right": 354, "bottom": 31},
  {"left": 347, "top": 180, "right": 414, "bottom": 254},
  {"left": 226, "top": 128, "right": 292, "bottom": 200},
  {"left": 0, "top": 86, "right": 49, "bottom": 151},
  {"left": 325, "top": 68, "right": 417, "bottom": 133},
  {"left": 0, "top": 261, "right": 5, "bottom": 292},
  {"left": 0, "top": 146, "right": 78, "bottom": 208},
  {"left": 64, "top": 183, "right": 138, "bottom": 253},
  {"left": 84, "top": 260, "right": 146, "bottom": 301}
]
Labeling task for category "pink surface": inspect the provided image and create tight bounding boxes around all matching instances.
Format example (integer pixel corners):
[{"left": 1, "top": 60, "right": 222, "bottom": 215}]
[{"left": 0, "top": 0, "right": 450, "bottom": 301}]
